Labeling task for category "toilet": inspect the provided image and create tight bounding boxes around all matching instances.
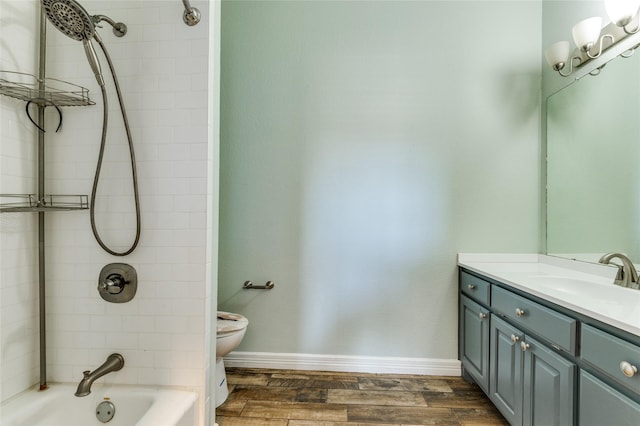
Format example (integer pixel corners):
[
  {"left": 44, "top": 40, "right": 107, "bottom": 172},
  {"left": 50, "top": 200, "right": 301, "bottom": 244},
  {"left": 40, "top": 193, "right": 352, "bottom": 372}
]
[{"left": 215, "top": 311, "right": 249, "bottom": 407}]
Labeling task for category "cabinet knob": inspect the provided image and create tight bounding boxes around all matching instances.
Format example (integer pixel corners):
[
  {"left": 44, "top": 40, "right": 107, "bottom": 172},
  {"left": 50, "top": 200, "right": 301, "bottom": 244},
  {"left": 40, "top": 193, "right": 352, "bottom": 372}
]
[
  {"left": 515, "top": 308, "right": 526, "bottom": 317},
  {"left": 510, "top": 334, "right": 520, "bottom": 343},
  {"left": 479, "top": 312, "right": 487, "bottom": 319},
  {"left": 620, "top": 361, "right": 638, "bottom": 378},
  {"left": 520, "top": 341, "right": 530, "bottom": 352},
  {"left": 468, "top": 284, "right": 476, "bottom": 290}
]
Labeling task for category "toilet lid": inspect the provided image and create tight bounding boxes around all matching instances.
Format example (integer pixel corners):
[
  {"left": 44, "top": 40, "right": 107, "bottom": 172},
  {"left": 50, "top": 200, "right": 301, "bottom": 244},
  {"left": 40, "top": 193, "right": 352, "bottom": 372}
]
[{"left": 217, "top": 311, "right": 249, "bottom": 334}]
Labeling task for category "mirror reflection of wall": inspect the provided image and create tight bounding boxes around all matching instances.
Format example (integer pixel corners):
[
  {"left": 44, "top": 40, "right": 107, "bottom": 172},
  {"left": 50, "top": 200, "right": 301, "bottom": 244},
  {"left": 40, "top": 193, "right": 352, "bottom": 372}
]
[{"left": 547, "top": 52, "right": 640, "bottom": 262}]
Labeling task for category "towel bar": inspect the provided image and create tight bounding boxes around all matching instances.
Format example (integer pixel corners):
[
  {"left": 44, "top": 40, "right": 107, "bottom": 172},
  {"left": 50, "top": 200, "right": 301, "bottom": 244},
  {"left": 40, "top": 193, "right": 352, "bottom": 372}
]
[{"left": 243, "top": 280, "right": 275, "bottom": 290}]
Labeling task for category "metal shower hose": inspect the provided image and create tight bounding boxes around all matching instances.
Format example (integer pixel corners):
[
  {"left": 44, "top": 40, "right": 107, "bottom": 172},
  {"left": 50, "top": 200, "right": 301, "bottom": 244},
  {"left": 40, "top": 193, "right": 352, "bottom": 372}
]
[{"left": 91, "top": 36, "right": 141, "bottom": 256}]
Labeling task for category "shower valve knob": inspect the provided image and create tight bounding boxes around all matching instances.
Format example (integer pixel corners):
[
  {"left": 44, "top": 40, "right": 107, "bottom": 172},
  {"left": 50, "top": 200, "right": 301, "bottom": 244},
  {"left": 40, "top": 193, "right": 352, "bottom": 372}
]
[{"left": 100, "top": 274, "right": 125, "bottom": 294}]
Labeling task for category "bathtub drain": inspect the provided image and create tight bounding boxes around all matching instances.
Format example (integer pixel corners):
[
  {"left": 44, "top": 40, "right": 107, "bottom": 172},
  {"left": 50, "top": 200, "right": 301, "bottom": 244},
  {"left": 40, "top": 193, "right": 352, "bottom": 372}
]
[{"left": 96, "top": 400, "right": 116, "bottom": 423}]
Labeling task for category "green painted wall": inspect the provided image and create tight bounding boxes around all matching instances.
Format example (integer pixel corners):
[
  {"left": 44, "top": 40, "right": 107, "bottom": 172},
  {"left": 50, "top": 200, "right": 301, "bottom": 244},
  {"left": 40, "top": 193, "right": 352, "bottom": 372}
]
[{"left": 219, "top": 1, "right": 542, "bottom": 359}]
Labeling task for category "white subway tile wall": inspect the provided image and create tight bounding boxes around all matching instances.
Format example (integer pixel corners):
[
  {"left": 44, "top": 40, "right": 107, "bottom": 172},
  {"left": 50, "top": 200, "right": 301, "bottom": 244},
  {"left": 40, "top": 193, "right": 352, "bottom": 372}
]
[{"left": 1, "top": 1, "right": 213, "bottom": 418}]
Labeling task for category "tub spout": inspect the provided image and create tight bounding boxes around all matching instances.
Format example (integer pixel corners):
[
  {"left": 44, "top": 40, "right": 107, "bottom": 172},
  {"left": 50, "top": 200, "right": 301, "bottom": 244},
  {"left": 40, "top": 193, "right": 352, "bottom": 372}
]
[{"left": 75, "top": 353, "right": 124, "bottom": 397}]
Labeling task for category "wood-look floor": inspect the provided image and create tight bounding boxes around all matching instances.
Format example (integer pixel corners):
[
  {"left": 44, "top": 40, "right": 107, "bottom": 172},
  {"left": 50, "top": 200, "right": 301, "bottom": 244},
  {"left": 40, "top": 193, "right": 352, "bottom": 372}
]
[{"left": 216, "top": 368, "right": 509, "bottom": 425}]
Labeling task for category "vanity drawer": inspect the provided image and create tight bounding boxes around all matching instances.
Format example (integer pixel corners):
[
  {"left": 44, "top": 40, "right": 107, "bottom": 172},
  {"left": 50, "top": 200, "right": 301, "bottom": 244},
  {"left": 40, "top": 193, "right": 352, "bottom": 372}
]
[
  {"left": 581, "top": 324, "right": 640, "bottom": 394},
  {"left": 491, "top": 286, "right": 577, "bottom": 354},
  {"left": 460, "top": 271, "right": 490, "bottom": 305}
]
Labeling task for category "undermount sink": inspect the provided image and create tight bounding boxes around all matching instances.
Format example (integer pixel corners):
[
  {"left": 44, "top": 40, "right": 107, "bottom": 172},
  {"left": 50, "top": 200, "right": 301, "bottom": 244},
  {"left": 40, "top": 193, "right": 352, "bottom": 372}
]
[
  {"left": 523, "top": 274, "right": 633, "bottom": 317},
  {"left": 526, "top": 274, "right": 607, "bottom": 287},
  {"left": 524, "top": 274, "right": 617, "bottom": 298}
]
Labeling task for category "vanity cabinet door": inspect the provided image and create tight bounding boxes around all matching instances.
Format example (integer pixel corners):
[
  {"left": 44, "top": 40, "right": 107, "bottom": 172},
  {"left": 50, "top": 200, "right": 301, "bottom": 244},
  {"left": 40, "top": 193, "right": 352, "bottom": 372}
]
[
  {"left": 579, "top": 370, "right": 640, "bottom": 426},
  {"left": 490, "top": 316, "right": 576, "bottom": 426},
  {"left": 490, "top": 315, "right": 524, "bottom": 425},
  {"left": 460, "top": 295, "right": 490, "bottom": 393},
  {"left": 522, "top": 335, "right": 576, "bottom": 426}
]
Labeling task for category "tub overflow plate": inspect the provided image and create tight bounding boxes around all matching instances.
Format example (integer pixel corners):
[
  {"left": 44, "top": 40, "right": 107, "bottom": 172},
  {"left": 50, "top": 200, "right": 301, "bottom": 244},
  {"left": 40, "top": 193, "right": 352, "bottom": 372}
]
[{"left": 96, "top": 400, "right": 116, "bottom": 423}]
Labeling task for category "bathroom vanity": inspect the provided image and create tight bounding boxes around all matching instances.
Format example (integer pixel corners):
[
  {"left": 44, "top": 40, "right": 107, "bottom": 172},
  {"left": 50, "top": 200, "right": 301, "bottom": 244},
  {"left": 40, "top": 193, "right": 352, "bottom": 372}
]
[{"left": 458, "top": 254, "right": 640, "bottom": 426}]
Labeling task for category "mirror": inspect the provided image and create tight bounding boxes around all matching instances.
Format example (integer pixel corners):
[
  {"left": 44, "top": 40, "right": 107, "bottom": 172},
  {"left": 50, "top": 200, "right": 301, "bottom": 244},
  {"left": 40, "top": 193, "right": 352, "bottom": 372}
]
[{"left": 546, "top": 51, "right": 640, "bottom": 262}]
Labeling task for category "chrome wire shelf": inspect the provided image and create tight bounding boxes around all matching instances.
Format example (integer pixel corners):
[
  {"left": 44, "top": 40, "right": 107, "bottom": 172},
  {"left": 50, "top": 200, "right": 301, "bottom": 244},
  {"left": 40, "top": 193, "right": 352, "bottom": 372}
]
[
  {"left": 0, "top": 194, "right": 89, "bottom": 212},
  {"left": 0, "top": 70, "right": 94, "bottom": 107}
]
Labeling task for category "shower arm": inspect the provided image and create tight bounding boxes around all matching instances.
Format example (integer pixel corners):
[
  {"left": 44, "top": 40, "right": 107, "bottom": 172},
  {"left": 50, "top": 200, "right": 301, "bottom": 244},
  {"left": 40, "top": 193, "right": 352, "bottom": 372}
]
[
  {"left": 92, "top": 15, "right": 127, "bottom": 37},
  {"left": 182, "top": 0, "right": 195, "bottom": 14}
]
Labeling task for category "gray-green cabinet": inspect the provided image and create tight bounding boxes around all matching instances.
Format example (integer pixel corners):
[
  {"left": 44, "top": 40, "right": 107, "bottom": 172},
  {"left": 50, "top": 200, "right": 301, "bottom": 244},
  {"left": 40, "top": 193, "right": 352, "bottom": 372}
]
[
  {"left": 579, "top": 370, "right": 640, "bottom": 426},
  {"left": 580, "top": 324, "right": 640, "bottom": 396},
  {"left": 459, "top": 267, "right": 640, "bottom": 426},
  {"left": 579, "top": 323, "right": 640, "bottom": 426},
  {"left": 522, "top": 334, "right": 575, "bottom": 426},
  {"left": 489, "top": 315, "right": 575, "bottom": 426},
  {"left": 490, "top": 315, "right": 523, "bottom": 425},
  {"left": 460, "top": 295, "right": 490, "bottom": 393}
]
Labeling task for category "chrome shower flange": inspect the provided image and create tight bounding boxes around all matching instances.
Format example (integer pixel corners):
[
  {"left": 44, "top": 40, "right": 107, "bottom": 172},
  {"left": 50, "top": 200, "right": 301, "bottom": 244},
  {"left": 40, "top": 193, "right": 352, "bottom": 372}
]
[{"left": 183, "top": 7, "right": 201, "bottom": 26}]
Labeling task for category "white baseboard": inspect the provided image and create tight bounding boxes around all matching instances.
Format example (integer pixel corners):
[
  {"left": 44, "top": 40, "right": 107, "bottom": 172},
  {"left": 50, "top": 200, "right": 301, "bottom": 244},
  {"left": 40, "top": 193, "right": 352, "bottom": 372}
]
[{"left": 224, "top": 351, "right": 461, "bottom": 376}]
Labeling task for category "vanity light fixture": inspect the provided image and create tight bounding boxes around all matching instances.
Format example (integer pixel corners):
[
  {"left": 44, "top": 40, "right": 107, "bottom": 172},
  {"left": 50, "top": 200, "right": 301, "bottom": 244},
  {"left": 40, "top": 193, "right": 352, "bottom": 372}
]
[{"left": 545, "top": 0, "right": 640, "bottom": 77}]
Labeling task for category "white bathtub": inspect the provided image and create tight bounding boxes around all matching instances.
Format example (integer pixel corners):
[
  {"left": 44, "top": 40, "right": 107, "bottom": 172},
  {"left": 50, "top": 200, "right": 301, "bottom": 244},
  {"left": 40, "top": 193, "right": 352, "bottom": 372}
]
[{"left": 0, "top": 384, "right": 198, "bottom": 426}]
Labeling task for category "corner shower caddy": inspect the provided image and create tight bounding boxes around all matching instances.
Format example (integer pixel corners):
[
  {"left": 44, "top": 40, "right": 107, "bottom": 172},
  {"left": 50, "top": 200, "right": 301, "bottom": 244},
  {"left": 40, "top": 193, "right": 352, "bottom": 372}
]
[
  {"left": 0, "top": 70, "right": 93, "bottom": 212},
  {"left": 0, "top": 14, "right": 94, "bottom": 390}
]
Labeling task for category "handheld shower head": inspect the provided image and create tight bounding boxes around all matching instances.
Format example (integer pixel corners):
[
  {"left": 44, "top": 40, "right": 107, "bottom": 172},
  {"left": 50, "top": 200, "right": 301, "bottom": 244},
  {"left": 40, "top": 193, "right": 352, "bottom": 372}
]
[
  {"left": 81, "top": 38, "right": 105, "bottom": 87},
  {"left": 41, "top": 0, "right": 95, "bottom": 41},
  {"left": 41, "top": 0, "right": 141, "bottom": 256},
  {"left": 41, "top": 0, "right": 105, "bottom": 86}
]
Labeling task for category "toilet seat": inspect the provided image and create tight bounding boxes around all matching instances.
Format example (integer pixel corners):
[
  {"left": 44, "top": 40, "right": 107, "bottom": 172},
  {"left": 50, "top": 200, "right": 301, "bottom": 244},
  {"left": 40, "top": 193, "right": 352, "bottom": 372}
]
[{"left": 217, "top": 311, "right": 249, "bottom": 335}]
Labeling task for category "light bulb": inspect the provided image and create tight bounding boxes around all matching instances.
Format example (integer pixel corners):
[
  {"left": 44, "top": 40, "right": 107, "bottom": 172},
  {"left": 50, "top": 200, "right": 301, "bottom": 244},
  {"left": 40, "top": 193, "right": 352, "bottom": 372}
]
[{"left": 606, "top": 0, "right": 640, "bottom": 27}]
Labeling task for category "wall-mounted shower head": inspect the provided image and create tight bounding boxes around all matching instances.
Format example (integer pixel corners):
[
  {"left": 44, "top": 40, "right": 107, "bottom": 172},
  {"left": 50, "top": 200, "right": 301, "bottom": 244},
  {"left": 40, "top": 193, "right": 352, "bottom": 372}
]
[{"left": 41, "top": 0, "right": 95, "bottom": 41}]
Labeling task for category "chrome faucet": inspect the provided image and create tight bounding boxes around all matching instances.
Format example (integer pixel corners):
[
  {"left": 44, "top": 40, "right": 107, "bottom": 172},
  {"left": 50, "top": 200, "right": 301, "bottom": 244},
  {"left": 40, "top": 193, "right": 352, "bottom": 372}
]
[
  {"left": 75, "top": 353, "right": 124, "bottom": 397},
  {"left": 598, "top": 253, "right": 640, "bottom": 290}
]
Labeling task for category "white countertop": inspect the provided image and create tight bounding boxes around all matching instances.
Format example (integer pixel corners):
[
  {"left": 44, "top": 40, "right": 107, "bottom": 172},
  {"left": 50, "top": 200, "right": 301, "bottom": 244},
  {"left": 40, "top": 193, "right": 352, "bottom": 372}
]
[{"left": 458, "top": 253, "right": 640, "bottom": 337}]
